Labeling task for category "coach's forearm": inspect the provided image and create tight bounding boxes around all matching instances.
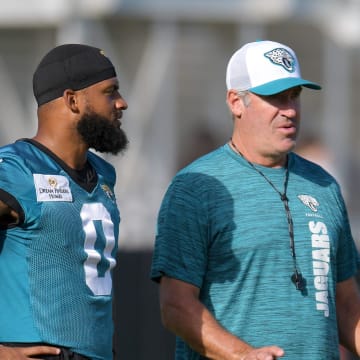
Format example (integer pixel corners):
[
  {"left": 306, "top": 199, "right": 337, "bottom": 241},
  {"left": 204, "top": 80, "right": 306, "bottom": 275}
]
[
  {"left": 337, "top": 277, "right": 360, "bottom": 355},
  {"left": 159, "top": 277, "right": 252, "bottom": 360},
  {"left": 159, "top": 276, "right": 284, "bottom": 360},
  {"left": 163, "top": 300, "right": 252, "bottom": 359}
]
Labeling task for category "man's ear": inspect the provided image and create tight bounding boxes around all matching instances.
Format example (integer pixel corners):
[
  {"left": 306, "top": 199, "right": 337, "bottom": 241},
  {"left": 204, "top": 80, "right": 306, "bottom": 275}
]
[
  {"left": 63, "top": 89, "right": 80, "bottom": 113},
  {"left": 226, "top": 89, "right": 244, "bottom": 117}
]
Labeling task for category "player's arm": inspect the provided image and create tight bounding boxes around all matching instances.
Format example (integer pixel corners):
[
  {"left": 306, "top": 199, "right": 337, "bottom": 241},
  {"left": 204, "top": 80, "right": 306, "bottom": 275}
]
[
  {"left": 336, "top": 276, "right": 360, "bottom": 356},
  {"left": 159, "top": 276, "right": 284, "bottom": 360},
  {"left": 0, "top": 344, "right": 61, "bottom": 359},
  {"left": 0, "top": 198, "right": 20, "bottom": 227}
]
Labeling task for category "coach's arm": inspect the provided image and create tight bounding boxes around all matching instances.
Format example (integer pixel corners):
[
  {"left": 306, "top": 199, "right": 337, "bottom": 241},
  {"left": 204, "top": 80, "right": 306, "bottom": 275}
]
[
  {"left": 159, "top": 276, "right": 285, "bottom": 360},
  {"left": 336, "top": 276, "right": 360, "bottom": 356}
]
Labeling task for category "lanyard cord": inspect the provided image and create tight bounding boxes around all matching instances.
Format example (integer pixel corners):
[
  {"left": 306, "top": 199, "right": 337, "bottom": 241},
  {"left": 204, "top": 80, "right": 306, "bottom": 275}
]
[{"left": 229, "top": 139, "right": 305, "bottom": 291}]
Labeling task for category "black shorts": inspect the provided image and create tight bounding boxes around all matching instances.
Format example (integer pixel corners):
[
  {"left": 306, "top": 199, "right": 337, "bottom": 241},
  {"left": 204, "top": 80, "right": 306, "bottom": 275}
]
[{"left": 0, "top": 343, "right": 91, "bottom": 360}]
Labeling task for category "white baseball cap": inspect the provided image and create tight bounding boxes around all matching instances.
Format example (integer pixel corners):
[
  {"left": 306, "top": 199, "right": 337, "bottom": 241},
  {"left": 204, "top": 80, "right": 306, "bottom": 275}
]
[{"left": 226, "top": 40, "right": 321, "bottom": 95}]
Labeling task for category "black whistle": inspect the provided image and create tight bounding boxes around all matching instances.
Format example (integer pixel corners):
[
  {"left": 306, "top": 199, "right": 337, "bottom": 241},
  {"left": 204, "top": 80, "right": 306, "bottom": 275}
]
[{"left": 291, "top": 271, "right": 305, "bottom": 291}]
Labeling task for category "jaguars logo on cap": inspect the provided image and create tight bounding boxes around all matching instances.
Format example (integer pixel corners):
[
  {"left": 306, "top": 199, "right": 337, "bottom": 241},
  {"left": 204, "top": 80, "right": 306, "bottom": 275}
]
[{"left": 264, "top": 48, "right": 295, "bottom": 73}]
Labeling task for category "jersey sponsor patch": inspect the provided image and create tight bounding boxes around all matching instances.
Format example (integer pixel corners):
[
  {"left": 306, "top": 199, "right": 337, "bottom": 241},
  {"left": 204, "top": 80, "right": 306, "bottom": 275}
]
[{"left": 33, "top": 174, "right": 73, "bottom": 202}]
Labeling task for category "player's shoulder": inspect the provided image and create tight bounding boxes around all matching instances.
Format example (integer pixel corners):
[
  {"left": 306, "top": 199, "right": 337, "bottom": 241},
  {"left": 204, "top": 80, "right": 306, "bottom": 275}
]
[
  {"left": 0, "top": 140, "right": 35, "bottom": 161},
  {"left": 0, "top": 140, "right": 23, "bottom": 153},
  {"left": 0, "top": 141, "right": 43, "bottom": 181}
]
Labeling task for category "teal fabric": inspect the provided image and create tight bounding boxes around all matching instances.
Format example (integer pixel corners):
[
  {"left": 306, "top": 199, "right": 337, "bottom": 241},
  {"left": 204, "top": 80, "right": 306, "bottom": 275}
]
[
  {"left": 151, "top": 144, "right": 359, "bottom": 359},
  {"left": 0, "top": 140, "right": 120, "bottom": 360}
]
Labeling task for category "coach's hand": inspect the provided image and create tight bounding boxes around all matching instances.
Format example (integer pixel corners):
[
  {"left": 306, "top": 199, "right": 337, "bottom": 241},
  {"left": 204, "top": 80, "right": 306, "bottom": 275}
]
[
  {"left": 0, "top": 344, "right": 61, "bottom": 359},
  {"left": 240, "top": 345, "right": 285, "bottom": 360}
]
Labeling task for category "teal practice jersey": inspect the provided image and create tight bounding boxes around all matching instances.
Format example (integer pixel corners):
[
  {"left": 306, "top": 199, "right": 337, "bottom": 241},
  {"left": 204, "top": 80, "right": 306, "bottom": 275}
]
[
  {"left": 0, "top": 140, "right": 120, "bottom": 360},
  {"left": 151, "top": 144, "right": 360, "bottom": 360}
]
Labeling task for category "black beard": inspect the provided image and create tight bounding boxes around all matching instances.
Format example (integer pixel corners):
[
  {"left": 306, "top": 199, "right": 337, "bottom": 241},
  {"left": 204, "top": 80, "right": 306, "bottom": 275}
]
[{"left": 77, "top": 110, "right": 129, "bottom": 155}]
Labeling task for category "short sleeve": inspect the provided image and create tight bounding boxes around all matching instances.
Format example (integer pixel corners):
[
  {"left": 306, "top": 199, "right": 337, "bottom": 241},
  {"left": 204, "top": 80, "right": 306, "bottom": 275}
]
[
  {"left": 151, "top": 173, "right": 210, "bottom": 288},
  {"left": 0, "top": 153, "right": 38, "bottom": 225}
]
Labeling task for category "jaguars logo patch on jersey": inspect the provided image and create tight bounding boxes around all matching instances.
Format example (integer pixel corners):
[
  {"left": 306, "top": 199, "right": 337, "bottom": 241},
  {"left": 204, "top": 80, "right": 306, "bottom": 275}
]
[
  {"left": 297, "top": 194, "right": 319, "bottom": 212},
  {"left": 101, "top": 184, "right": 116, "bottom": 202}
]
